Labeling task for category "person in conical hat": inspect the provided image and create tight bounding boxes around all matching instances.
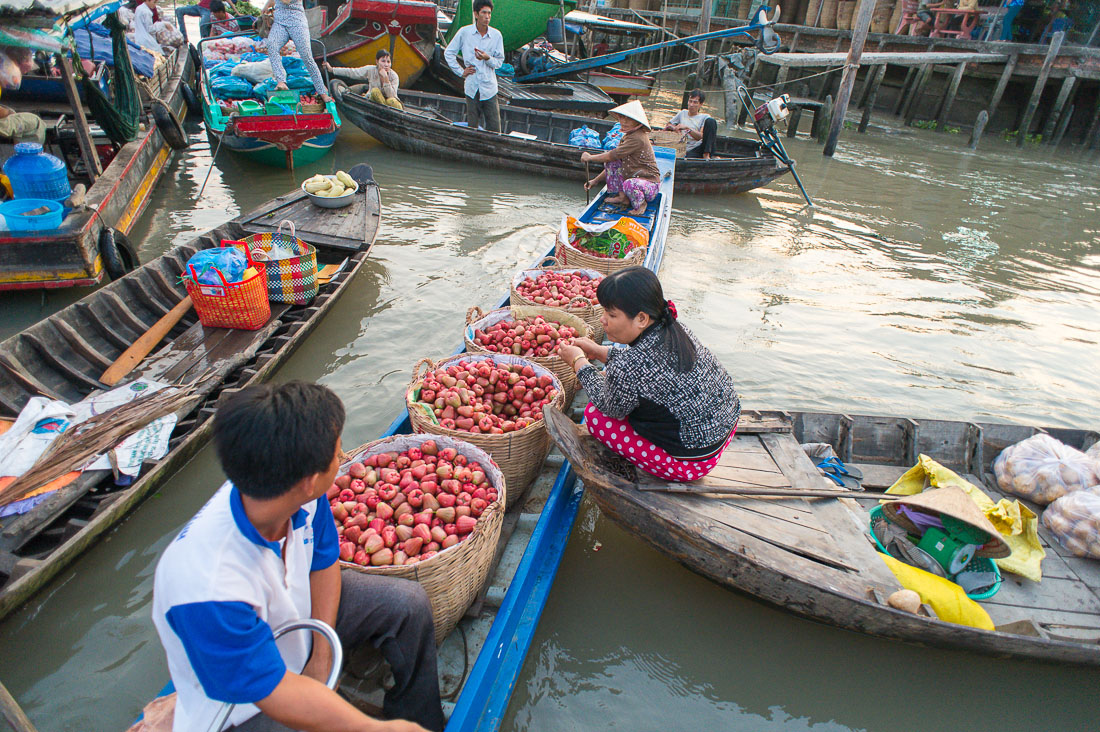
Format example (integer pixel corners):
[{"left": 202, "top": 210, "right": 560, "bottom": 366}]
[{"left": 580, "top": 100, "right": 660, "bottom": 217}]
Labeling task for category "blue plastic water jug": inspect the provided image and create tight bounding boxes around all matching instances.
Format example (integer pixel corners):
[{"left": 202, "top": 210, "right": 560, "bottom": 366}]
[{"left": 3, "top": 142, "right": 72, "bottom": 202}]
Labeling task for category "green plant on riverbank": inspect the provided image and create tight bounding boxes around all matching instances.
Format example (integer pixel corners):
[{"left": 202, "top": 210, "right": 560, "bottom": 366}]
[
  {"left": 913, "top": 120, "right": 961, "bottom": 134},
  {"left": 1002, "top": 129, "right": 1043, "bottom": 144}
]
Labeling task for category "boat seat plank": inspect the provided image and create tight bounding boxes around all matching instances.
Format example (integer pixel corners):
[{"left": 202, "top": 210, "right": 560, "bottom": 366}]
[
  {"left": 761, "top": 432, "right": 902, "bottom": 595},
  {"left": 136, "top": 322, "right": 235, "bottom": 384},
  {"left": 638, "top": 489, "right": 876, "bottom": 595},
  {"left": 711, "top": 449, "right": 785, "bottom": 475},
  {"left": 848, "top": 463, "right": 907, "bottom": 490},
  {"left": 984, "top": 604, "right": 1100, "bottom": 638},
  {"left": 683, "top": 497, "right": 850, "bottom": 570},
  {"left": 163, "top": 309, "right": 290, "bottom": 386},
  {"left": 698, "top": 465, "right": 792, "bottom": 489},
  {"left": 982, "top": 574, "right": 1100, "bottom": 614},
  {"left": 238, "top": 189, "right": 379, "bottom": 252}
]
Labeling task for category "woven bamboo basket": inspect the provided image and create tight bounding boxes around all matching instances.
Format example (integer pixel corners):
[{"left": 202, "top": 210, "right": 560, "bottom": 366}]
[
  {"left": 648, "top": 130, "right": 686, "bottom": 157},
  {"left": 406, "top": 354, "right": 565, "bottom": 491},
  {"left": 300, "top": 101, "right": 326, "bottom": 114},
  {"left": 511, "top": 257, "right": 605, "bottom": 342},
  {"left": 464, "top": 304, "right": 592, "bottom": 404},
  {"left": 555, "top": 228, "right": 647, "bottom": 276},
  {"left": 337, "top": 434, "right": 506, "bottom": 645}
]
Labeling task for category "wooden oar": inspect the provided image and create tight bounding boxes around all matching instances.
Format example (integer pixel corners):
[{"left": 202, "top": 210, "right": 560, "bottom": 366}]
[
  {"left": 99, "top": 296, "right": 193, "bottom": 386},
  {"left": 642, "top": 484, "right": 902, "bottom": 500},
  {"left": 0, "top": 678, "right": 38, "bottom": 732},
  {"left": 585, "top": 161, "right": 591, "bottom": 204}
]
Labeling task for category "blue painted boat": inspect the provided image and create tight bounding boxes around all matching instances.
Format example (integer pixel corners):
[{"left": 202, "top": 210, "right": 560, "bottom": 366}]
[{"left": 131, "top": 147, "right": 676, "bottom": 730}]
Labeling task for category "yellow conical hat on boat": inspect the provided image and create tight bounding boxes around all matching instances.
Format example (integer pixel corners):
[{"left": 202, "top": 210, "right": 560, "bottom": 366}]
[
  {"left": 609, "top": 100, "right": 650, "bottom": 130},
  {"left": 883, "top": 486, "right": 1011, "bottom": 559}
]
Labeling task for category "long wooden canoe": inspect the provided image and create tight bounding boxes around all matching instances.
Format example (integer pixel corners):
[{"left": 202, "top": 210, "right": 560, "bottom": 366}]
[
  {"left": 334, "top": 86, "right": 790, "bottom": 195},
  {"left": 128, "top": 151, "right": 676, "bottom": 731},
  {"left": 543, "top": 406, "right": 1100, "bottom": 667},
  {"left": 0, "top": 181, "right": 381, "bottom": 621}
]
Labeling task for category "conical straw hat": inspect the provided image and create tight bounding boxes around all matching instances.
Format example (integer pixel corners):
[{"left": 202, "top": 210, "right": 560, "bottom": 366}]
[
  {"left": 883, "top": 486, "right": 1011, "bottom": 559},
  {"left": 609, "top": 99, "right": 650, "bottom": 130}
]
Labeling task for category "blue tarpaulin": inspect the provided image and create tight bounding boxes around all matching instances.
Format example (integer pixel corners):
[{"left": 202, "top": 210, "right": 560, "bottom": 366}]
[{"left": 72, "top": 22, "right": 154, "bottom": 77}]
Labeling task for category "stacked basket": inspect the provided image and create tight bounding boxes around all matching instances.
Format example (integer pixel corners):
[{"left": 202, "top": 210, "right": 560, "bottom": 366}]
[
  {"left": 464, "top": 305, "right": 591, "bottom": 404},
  {"left": 510, "top": 257, "right": 605, "bottom": 342},
  {"left": 406, "top": 354, "right": 564, "bottom": 492},
  {"left": 336, "top": 434, "right": 506, "bottom": 644}
]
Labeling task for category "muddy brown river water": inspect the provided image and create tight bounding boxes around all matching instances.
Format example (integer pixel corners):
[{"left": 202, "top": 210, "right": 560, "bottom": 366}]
[{"left": 1, "top": 83, "right": 1098, "bottom": 731}]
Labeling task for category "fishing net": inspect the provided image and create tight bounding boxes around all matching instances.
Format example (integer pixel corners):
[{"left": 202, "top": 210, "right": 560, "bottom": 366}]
[{"left": 82, "top": 12, "right": 141, "bottom": 146}]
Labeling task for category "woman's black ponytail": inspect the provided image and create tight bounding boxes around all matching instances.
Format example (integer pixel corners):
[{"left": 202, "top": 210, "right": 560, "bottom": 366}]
[{"left": 595, "top": 267, "right": 697, "bottom": 372}]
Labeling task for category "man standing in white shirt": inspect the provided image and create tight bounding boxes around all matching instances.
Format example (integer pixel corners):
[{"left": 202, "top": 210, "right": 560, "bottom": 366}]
[{"left": 443, "top": 0, "right": 505, "bottom": 133}]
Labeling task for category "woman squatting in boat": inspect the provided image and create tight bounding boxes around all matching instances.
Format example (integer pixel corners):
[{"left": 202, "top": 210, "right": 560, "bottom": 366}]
[{"left": 557, "top": 267, "right": 740, "bottom": 481}]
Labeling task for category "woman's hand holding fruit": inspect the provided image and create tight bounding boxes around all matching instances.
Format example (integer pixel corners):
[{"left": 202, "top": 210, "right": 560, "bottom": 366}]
[{"left": 571, "top": 337, "right": 608, "bottom": 363}]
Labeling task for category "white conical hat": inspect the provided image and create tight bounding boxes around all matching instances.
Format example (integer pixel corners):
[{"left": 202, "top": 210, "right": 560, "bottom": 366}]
[{"left": 609, "top": 100, "right": 650, "bottom": 130}]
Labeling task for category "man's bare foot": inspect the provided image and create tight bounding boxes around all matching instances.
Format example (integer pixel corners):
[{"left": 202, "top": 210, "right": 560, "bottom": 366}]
[
  {"left": 275, "top": 83, "right": 289, "bottom": 91},
  {"left": 605, "top": 193, "right": 629, "bottom": 206}
]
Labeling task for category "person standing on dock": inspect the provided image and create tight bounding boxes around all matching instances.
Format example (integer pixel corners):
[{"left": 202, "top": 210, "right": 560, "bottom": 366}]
[
  {"left": 151, "top": 382, "right": 442, "bottom": 732},
  {"left": 665, "top": 89, "right": 717, "bottom": 160},
  {"left": 261, "top": 0, "right": 333, "bottom": 103},
  {"left": 558, "top": 267, "right": 741, "bottom": 483},
  {"left": 443, "top": 0, "right": 505, "bottom": 133}
]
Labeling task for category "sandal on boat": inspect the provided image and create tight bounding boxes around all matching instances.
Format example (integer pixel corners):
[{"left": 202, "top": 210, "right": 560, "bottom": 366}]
[{"left": 816, "top": 456, "right": 863, "bottom": 490}]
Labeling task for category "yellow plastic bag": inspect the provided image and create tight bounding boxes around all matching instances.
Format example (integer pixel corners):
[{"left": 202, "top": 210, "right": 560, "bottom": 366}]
[
  {"left": 879, "top": 554, "right": 995, "bottom": 630},
  {"left": 563, "top": 214, "right": 649, "bottom": 259},
  {"left": 886, "top": 454, "right": 1045, "bottom": 582}
]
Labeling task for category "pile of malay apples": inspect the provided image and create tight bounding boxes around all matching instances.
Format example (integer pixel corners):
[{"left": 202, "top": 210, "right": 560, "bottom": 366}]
[
  {"left": 515, "top": 271, "right": 601, "bottom": 308},
  {"left": 472, "top": 315, "right": 579, "bottom": 358},
  {"left": 415, "top": 358, "right": 558, "bottom": 433},
  {"left": 330, "top": 441, "right": 500, "bottom": 567}
]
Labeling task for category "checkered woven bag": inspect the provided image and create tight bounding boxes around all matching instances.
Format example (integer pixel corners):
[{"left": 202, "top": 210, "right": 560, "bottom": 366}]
[{"left": 238, "top": 220, "right": 318, "bottom": 305}]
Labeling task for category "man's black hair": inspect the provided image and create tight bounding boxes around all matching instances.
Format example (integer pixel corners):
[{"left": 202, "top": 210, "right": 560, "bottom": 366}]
[
  {"left": 689, "top": 88, "right": 706, "bottom": 103},
  {"left": 210, "top": 0, "right": 226, "bottom": 13},
  {"left": 376, "top": 49, "right": 391, "bottom": 60},
  {"left": 473, "top": 0, "right": 493, "bottom": 14},
  {"left": 213, "top": 382, "right": 345, "bottom": 500}
]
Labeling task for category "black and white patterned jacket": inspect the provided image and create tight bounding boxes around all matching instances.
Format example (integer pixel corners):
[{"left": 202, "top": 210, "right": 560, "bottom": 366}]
[{"left": 576, "top": 323, "right": 740, "bottom": 459}]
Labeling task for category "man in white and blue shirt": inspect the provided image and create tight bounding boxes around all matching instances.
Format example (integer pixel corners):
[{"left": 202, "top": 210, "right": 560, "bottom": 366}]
[
  {"left": 152, "top": 382, "right": 442, "bottom": 732},
  {"left": 443, "top": 0, "right": 505, "bottom": 133}
]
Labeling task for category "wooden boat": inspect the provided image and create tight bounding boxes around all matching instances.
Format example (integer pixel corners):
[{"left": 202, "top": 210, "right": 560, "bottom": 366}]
[
  {"left": 586, "top": 70, "right": 656, "bottom": 100},
  {"left": 543, "top": 407, "right": 1100, "bottom": 667},
  {"left": 443, "top": 0, "right": 578, "bottom": 55},
  {"left": 427, "top": 47, "right": 616, "bottom": 113},
  {"left": 197, "top": 32, "right": 341, "bottom": 169},
  {"left": 0, "top": 15, "right": 194, "bottom": 290},
  {"left": 0, "top": 181, "right": 381, "bottom": 621},
  {"left": 334, "top": 87, "right": 790, "bottom": 195},
  {"left": 127, "top": 151, "right": 676, "bottom": 731},
  {"left": 315, "top": 0, "right": 437, "bottom": 87}
]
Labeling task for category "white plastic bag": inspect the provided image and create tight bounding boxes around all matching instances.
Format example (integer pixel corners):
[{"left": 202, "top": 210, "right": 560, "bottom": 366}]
[
  {"left": 992, "top": 433, "right": 1100, "bottom": 505},
  {"left": 1087, "top": 441, "right": 1100, "bottom": 463},
  {"left": 1042, "top": 490, "right": 1100, "bottom": 559}
]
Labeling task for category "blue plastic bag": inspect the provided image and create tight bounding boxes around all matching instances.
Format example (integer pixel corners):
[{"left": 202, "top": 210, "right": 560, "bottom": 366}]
[
  {"left": 569, "top": 125, "right": 602, "bottom": 149},
  {"left": 496, "top": 62, "right": 515, "bottom": 78},
  {"left": 186, "top": 248, "right": 247, "bottom": 285},
  {"left": 602, "top": 122, "right": 622, "bottom": 150}
]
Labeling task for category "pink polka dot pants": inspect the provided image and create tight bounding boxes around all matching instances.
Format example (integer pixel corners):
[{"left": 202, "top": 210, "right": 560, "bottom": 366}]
[{"left": 584, "top": 402, "right": 736, "bottom": 482}]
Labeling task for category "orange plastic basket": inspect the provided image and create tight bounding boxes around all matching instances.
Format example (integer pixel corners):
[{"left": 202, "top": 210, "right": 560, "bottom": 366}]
[{"left": 184, "top": 243, "right": 271, "bottom": 330}]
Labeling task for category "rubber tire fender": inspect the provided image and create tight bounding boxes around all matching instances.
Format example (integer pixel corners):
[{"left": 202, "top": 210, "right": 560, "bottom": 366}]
[
  {"left": 152, "top": 99, "right": 189, "bottom": 150},
  {"left": 181, "top": 81, "right": 201, "bottom": 117},
  {"left": 330, "top": 78, "right": 348, "bottom": 101},
  {"left": 99, "top": 227, "right": 138, "bottom": 281}
]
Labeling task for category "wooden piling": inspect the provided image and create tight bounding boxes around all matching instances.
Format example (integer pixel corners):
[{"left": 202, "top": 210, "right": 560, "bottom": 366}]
[
  {"left": 774, "top": 63, "right": 791, "bottom": 91},
  {"left": 1052, "top": 104, "right": 1074, "bottom": 148},
  {"left": 968, "top": 110, "right": 989, "bottom": 150},
  {"left": 893, "top": 67, "right": 916, "bottom": 115},
  {"left": 788, "top": 105, "right": 803, "bottom": 137},
  {"left": 936, "top": 62, "right": 967, "bottom": 129},
  {"left": 1084, "top": 100, "right": 1100, "bottom": 149},
  {"left": 681, "top": 72, "right": 698, "bottom": 109},
  {"left": 987, "top": 53, "right": 1018, "bottom": 123},
  {"left": 816, "top": 94, "right": 834, "bottom": 144},
  {"left": 903, "top": 64, "right": 934, "bottom": 126},
  {"left": 859, "top": 64, "right": 887, "bottom": 133},
  {"left": 1017, "top": 31, "right": 1064, "bottom": 146},
  {"left": 1041, "top": 75, "right": 1077, "bottom": 142},
  {"left": 0, "top": 680, "right": 37, "bottom": 732},
  {"left": 694, "top": 0, "right": 713, "bottom": 79}
]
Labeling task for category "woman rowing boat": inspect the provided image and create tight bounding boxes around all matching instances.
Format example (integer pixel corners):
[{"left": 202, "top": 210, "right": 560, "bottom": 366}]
[
  {"left": 580, "top": 100, "right": 660, "bottom": 217},
  {"left": 558, "top": 268, "right": 740, "bottom": 481}
]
